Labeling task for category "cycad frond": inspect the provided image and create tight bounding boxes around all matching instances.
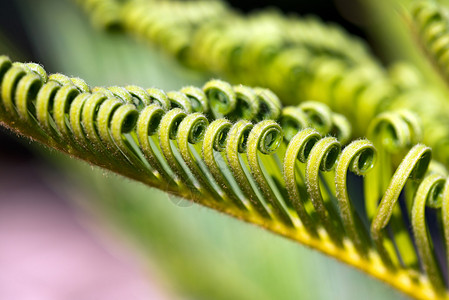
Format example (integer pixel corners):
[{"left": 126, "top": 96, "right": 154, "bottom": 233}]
[{"left": 1, "top": 55, "right": 449, "bottom": 299}]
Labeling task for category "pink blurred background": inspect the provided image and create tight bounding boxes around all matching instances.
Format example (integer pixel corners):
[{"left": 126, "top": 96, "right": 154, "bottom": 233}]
[{"left": 0, "top": 138, "right": 170, "bottom": 300}]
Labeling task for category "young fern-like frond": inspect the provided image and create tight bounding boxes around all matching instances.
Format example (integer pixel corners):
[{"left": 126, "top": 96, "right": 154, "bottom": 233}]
[
  {"left": 3, "top": 55, "right": 449, "bottom": 298},
  {"left": 410, "top": 0, "right": 449, "bottom": 84}
]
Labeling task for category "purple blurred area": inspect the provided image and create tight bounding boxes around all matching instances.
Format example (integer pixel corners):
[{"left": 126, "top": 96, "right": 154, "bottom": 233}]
[{"left": 0, "top": 131, "right": 169, "bottom": 300}]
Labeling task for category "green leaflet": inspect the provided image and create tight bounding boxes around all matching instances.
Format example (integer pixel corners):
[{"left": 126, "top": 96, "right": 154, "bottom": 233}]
[{"left": 2, "top": 54, "right": 449, "bottom": 298}]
